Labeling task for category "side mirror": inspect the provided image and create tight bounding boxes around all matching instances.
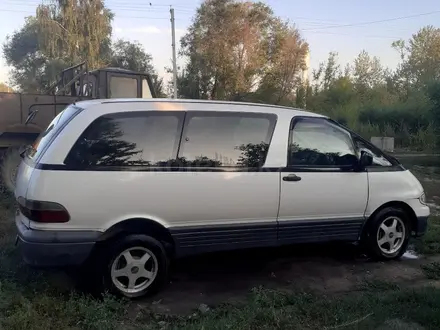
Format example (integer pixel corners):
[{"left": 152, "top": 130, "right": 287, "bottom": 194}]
[{"left": 359, "top": 151, "right": 373, "bottom": 168}]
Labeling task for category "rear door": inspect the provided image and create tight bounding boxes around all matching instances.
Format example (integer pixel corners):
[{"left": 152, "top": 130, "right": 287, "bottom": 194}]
[
  {"left": 166, "top": 111, "right": 280, "bottom": 254},
  {"left": 277, "top": 116, "right": 368, "bottom": 244}
]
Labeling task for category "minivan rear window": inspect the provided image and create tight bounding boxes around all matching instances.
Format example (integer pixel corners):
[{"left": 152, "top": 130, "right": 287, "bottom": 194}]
[{"left": 27, "top": 105, "right": 82, "bottom": 161}]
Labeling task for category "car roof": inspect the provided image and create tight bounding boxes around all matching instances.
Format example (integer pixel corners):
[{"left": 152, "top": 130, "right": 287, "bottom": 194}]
[{"left": 73, "top": 98, "right": 326, "bottom": 118}]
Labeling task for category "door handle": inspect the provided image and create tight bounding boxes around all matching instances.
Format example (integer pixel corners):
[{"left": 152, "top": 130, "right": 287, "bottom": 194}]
[{"left": 283, "top": 174, "right": 302, "bottom": 182}]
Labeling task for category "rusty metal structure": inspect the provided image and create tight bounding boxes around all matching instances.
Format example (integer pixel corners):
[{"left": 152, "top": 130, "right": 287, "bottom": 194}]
[{"left": 0, "top": 62, "right": 156, "bottom": 149}]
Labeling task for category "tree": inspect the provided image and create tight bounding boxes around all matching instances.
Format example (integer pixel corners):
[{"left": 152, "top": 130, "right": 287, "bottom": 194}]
[
  {"left": 323, "top": 52, "right": 341, "bottom": 90},
  {"left": 427, "top": 81, "right": 440, "bottom": 139},
  {"left": 257, "top": 22, "right": 309, "bottom": 104},
  {"left": 3, "top": 17, "right": 50, "bottom": 92},
  {"left": 3, "top": 1, "right": 163, "bottom": 96},
  {"left": 180, "top": 0, "right": 275, "bottom": 100},
  {"left": 179, "top": 0, "right": 308, "bottom": 103},
  {"left": 36, "top": 0, "right": 113, "bottom": 69},
  {"left": 311, "top": 52, "right": 340, "bottom": 93},
  {"left": 3, "top": 0, "right": 112, "bottom": 92},
  {"left": 392, "top": 26, "right": 440, "bottom": 87},
  {"left": 353, "top": 50, "right": 384, "bottom": 92},
  {"left": 111, "top": 40, "right": 155, "bottom": 73}
]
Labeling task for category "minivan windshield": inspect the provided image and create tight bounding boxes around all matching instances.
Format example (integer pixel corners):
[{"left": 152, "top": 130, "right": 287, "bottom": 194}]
[{"left": 26, "top": 105, "right": 82, "bottom": 161}]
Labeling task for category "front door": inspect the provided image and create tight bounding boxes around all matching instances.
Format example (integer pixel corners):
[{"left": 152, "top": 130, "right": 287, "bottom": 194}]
[{"left": 277, "top": 117, "right": 368, "bottom": 244}]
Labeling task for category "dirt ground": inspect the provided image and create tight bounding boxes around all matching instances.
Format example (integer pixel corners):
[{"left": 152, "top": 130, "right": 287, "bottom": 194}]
[{"left": 127, "top": 243, "right": 440, "bottom": 315}]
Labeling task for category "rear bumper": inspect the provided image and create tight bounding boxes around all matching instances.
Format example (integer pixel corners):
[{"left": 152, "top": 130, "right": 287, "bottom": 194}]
[{"left": 15, "top": 217, "right": 100, "bottom": 267}]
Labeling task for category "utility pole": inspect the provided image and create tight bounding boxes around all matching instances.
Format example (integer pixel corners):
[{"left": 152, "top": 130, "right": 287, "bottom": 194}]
[{"left": 170, "top": 6, "right": 178, "bottom": 99}]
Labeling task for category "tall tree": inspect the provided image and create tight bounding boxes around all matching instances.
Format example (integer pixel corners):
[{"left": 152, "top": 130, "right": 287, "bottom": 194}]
[
  {"left": 353, "top": 50, "right": 384, "bottom": 92},
  {"left": 179, "top": 0, "right": 308, "bottom": 102},
  {"left": 3, "top": 17, "right": 48, "bottom": 92},
  {"left": 36, "top": 0, "right": 113, "bottom": 68},
  {"left": 310, "top": 52, "right": 340, "bottom": 93},
  {"left": 257, "top": 22, "right": 309, "bottom": 104},
  {"left": 392, "top": 26, "right": 440, "bottom": 87},
  {"left": 3, "top": 0, "right": 113, "bottom": 92},
  {"left": 181, "top": 0, "right": 269, "bottom": 100}
]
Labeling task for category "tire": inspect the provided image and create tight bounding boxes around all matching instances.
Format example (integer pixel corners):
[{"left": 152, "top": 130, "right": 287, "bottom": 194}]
[
  {"left": 362, "top": 207, "right": 411, "bottom": 260},
  {"left": 100, "top": 234, "right": 170, "bottom": 299}
]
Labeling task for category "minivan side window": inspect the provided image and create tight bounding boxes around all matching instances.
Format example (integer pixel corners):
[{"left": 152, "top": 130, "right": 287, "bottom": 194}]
[
  {"left": 288, "top": 118, "right": 357, "bottom": 167},
  {"left": 65, "top": 111, "right": 184, "bottom": 167},
  {"left": 178, "top": 112, "right": 277, "bottom": 167}
]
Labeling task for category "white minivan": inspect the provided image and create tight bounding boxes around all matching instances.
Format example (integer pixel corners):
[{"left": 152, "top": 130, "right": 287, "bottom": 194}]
[{"left": 14, "top": 99, "right": 430, "bottom": 298}]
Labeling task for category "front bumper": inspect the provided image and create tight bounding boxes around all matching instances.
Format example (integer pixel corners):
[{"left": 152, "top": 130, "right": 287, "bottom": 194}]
[
  {"left": 414, "top": 216, "right": 429, "bottom": 237},
  {"left": 15, "top": 217, "right": 100, "bottom": 267}
]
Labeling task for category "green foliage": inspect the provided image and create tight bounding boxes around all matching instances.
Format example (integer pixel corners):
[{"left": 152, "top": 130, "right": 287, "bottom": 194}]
[
  {"left": 413, "top": 216, "right": 440, "bottom": 255},
  {"left": 421, "top": 262, "right": 440, "bottom": 280},
  {"left": 176, "top": 6, "right": 440, "bottom": 151},
  {"left": 0, "top": 280, "right": 126, "bottom": 330},
  {"left": 35, "top": 0, "right": 113, "bottom": 69},
  {"left": 178, "top": 0, "right": 309, "bottom": 101},
  {"left": 304, "top": 47, "right": 439, "bottom": 151},
  {"left": 427, "top": 80, "right": 440, "bottom": 132},
  {"left": 3, "top": 0, "right": 160, "bottom": 94}
]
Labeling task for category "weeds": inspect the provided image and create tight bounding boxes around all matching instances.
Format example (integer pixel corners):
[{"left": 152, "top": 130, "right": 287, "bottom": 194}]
[
  {"left": 421, "top": 262, "right": 440, "bottom": 280},
  {"left": 0, "top": 281, "right": 126, "bottom": 330},
  {"left": 136, "top": 286, "right": 440, "bottom": 330},
  {"left": 413, "top": 216, "right": 440, "bottom": 255}
]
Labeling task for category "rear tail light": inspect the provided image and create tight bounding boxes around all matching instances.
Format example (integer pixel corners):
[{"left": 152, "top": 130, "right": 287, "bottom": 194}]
[{"left": 17, "top": 197, "right": 70, "bottom": 223}]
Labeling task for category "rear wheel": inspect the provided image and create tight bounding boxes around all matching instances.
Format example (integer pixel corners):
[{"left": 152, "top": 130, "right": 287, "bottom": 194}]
[
  {"left": 363, "top": 207, "right": 411, "bottom": 260},
  {"left": 101, "top": 235, "right": 169, "bottom": 298}
]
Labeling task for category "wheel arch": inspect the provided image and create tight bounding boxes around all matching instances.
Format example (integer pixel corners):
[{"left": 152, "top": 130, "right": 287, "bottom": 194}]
[
  {"left": 366, "top": 201, "right": 418, "bottom": 232},
  {"left": 96, "top": 218, "right": 176, "bottom": 256}
]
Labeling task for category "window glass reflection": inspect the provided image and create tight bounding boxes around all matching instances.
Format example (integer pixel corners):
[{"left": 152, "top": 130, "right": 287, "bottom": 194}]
[
  {"left": 179, "top": 113, "right": 276, "bottom": 167},
  {"left": 289, "top": 119, "right": 357, "bottom": 167}
]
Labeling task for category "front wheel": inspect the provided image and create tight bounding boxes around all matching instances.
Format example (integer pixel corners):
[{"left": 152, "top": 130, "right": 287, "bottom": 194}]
[
  {"left": 101, "top": 235, "right": 169, "bottom": 299},
  {"left": 363, "top": 207, "right": 411, "bottom": 260}
]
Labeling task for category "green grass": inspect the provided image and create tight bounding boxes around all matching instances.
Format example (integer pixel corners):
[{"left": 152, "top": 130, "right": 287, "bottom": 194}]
[
  {"left": 413, "top": 216, "right": 440, "bottom": 255},
  {"left": 134, "top": 286, "right": 440, "bottom": 329},
  {"left": 421, "top": 262, "right": 440, "bottom": 280},
  {"left": 0, "top": 282, "right": 126, "bottom": 330}
]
